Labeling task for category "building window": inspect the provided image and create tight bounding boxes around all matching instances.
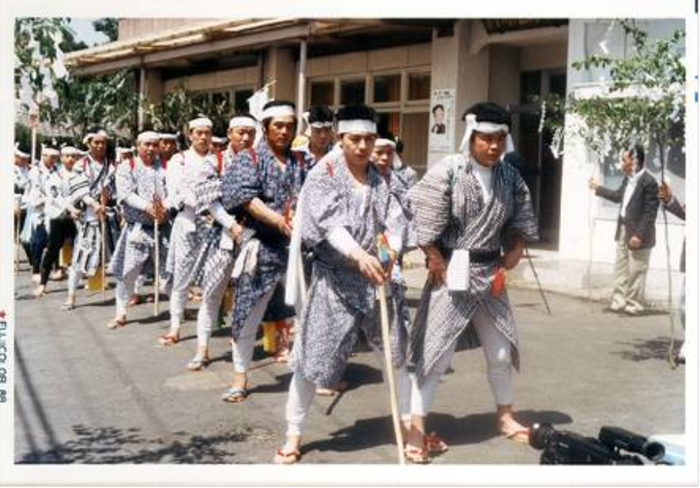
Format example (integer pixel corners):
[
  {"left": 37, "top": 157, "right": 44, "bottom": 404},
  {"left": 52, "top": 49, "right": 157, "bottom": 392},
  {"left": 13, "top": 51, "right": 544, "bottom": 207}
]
[
  {"left": 407, "top": 73, "right": 431, "bottom": 101},
  {"left": 373, "top": 74, "right": 401, "bottom": 103},
  {"left": 376, "top": 112, "right": 401, "bottom": 139},
  {"left": 307, "top": 68, "right": 431, "bottom": 175},
  {"left": 234, "top": 89, "right": 254, "bottom": 113},
  {"left": 310, "top": 81, "right": 334, "bottom": 106},
  {"left": 340, "top": 79, "right": 366, "bottom": 105},
  {"left": 211, "top": 91, "right": 231, "bottom": 109}
]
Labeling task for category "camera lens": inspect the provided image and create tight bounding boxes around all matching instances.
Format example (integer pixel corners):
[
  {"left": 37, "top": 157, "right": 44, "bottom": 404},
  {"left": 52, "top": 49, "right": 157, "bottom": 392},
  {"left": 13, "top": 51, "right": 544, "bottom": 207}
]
[{"left": 529, "top": 422, "right": 552, "bottom": 449}]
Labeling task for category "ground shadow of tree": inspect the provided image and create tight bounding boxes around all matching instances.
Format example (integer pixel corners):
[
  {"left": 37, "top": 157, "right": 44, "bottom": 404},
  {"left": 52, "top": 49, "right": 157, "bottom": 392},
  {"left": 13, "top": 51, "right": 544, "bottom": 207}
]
[
  {"left": 612, "top": 336, "right": 680, "bottom": 362},
  {"left": 18, "top": 424, "right": 276, "bottom": 464}
]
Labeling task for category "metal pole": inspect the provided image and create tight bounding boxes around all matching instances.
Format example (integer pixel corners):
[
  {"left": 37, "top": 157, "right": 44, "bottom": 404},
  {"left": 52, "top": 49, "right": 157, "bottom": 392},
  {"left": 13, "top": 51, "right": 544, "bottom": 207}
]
[
  {"left": 524, "top": 244, "right": 552, "bottom": 315},
  {"left": 296, "top": 39, "right": 307, "bottom": 136},
  {"left": 138, "top": 66, "right": 146, "bottom": 130}
]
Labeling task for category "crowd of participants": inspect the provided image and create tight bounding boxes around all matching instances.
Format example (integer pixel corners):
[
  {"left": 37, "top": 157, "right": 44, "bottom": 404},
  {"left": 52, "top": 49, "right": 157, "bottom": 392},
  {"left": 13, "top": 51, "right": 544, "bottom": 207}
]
[{"left": 14, "top": 100, "right": 549, "bottom": 464}]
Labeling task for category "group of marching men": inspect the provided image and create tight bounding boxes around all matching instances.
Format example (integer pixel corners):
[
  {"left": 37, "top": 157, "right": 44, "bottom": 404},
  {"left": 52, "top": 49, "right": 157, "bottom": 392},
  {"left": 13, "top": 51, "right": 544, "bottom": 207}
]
[{"left": 14, "top": 99, "right": 540, "bottom": 464}]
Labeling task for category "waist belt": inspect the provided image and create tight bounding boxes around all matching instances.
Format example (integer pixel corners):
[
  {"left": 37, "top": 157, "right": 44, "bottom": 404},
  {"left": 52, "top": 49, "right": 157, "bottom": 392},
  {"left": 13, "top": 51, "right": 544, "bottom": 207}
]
[{"left": 442, "top": 247, "right": 500, "bottom": 263}]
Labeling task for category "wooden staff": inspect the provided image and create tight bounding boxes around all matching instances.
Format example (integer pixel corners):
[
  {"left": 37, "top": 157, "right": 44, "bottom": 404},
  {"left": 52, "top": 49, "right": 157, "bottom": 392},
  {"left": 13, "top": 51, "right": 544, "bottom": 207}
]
[
  {"left": 14, "top": 209, "right": 20, "bottom": 275},
  {"left": 153, "top": 193, "right": 162, "bottom": 317},
  {"left": 376, "top": 234, "right": 405, "bottom": 465},
  {"left": 100, "top": 181, "right": 107, "bottom": 301}
]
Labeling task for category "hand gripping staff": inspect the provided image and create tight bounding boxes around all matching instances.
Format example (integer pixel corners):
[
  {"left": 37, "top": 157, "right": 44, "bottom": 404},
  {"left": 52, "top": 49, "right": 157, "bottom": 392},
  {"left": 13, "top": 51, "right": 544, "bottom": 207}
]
[{"left": 376, "top": 233, "right": 405, "bottom": 465}]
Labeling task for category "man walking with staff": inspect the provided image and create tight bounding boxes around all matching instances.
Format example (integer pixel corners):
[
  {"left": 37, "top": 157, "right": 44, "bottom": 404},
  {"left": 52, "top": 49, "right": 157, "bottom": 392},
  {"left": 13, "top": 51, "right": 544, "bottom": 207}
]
[
  {"left": 106, "top": 131, "right": 170, "bottom": 329},
  {"left": 273, "top": 104, "right": 407, "bottom": 464}
]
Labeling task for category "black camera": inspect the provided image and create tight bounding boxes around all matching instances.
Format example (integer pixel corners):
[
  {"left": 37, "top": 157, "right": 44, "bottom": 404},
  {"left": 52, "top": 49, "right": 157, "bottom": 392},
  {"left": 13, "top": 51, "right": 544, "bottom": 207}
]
[{"left": 529, "top": 423, "right": 664, "bottom": 465}]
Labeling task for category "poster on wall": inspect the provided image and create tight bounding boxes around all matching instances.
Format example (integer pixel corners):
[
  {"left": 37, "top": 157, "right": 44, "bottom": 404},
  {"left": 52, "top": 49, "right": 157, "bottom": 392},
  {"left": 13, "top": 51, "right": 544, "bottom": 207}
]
[{"left": 428, "top": 88, "right": 455, "bottom": 152}]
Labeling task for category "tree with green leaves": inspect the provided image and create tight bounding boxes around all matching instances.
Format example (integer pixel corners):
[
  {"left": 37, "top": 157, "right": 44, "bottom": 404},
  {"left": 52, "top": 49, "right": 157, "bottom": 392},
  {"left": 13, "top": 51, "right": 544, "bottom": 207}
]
[
  {"left": 93, "top": 18, "right": 119, "bottom": 42},
  {"left": 543, "top": 20, "right": 685, "bottom": 178},
  {"left": 142, "top": 85, "right": 232, "bottom": 141},
  {"left": 544, "top": 20, "right": 685, "bottom": 351},
  {"left": 15, "top": 17, "right": 140, "bottom": 147}
]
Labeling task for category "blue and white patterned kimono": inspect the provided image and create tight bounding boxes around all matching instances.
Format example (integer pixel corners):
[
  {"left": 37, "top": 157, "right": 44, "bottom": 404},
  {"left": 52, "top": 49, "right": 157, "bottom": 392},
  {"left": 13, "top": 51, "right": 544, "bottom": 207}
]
[
  {"left": 407, "top": 153, "right": 539, "bottom": 385},
  {"left": 287, "top": 153, "right": 406, "bottom": 389},
  {"left": 108, "top": 157, "right": 170, "bottom": 284},
  {"left": 190, "top": 149, "right": 259, "bottom": 301},
  {"left": 229, "top": 140, "right": 309, "bottom": 339},
  {"left": 66, "top": 155, "right": 119, "bottom": 277}
]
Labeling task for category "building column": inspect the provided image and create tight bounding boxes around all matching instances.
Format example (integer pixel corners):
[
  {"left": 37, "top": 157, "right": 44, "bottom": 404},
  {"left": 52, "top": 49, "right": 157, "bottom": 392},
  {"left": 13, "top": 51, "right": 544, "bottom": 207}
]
[
  {"left": 427, "top": 20, "right": 490, "bottom": 167},
  {"left": 264, "top": 46, "right": 296, "bottom": 102}
]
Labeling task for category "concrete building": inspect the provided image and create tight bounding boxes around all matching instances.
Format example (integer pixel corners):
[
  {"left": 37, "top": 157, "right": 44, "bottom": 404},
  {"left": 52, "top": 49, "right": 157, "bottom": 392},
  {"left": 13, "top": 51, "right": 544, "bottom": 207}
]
[{"left": 65, "top": 18, "right": 686, "bottom": 304}]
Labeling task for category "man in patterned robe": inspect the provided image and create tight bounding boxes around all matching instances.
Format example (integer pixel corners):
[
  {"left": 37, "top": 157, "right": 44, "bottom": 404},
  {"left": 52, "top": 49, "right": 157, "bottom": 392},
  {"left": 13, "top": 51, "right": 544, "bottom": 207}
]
[
  {"left": 404, "top": 102, "right": 539, "bottom": 461},
  {"left": 14, "top": 143, "right": 33, "bottom": 268},
  {"left": 21, "top": 145, "right": 60, "bottom": 283},
  {"left": 169, "top": 115, "right": 256, "bottom": 371},
  {"left": 106, "top": 131, "right": 171, "bottom": 329},
  {"left": 161, "top": 116, "right": 214, "bottom": 344},
  {"left": 63, "top": 128, "right": 119, "bottom": 310},
  {"left": 222, "top": 100, "right": 308, "bottom": 402},
  {"left": 295, "top": 104, "right": 335, "bottom": 171},
  {"left": 33, "top": 145, "right": 81, "bottom": 297},
  {"left": 273, "top": 104, "right": 406, "bottom": 464},
  {"left": 371, "top": 137, "right": 423, "bottom": 441}
]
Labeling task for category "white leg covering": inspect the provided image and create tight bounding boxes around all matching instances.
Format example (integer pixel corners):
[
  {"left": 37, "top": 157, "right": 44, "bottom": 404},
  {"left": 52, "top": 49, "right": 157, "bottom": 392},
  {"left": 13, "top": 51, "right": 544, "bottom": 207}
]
[
  {"left": 396, "top": 366, "right": 412, "bottom": 422},
  {"left": 115, "top": 265, "right": 143, "bottom": 317},
  {"left": 231, "top": 286, "right": 277, "bottom": 373},
  {"left": 285, "top": 373, "right": 317, "bottom": 437},
  {"left": 133, "top": 274, "right": 146, "bottom": 295},
  {"left": 67, "top": 267, "right": 82, "bottom": 296},
  {"left": 169, "top": 285, "right": 189, "bottom": 332},
  {"left": 196, "top": 300, "right": 219, "bottom": 349},
  {"left": 410, "top": 342, "right": 456, "bottom": 417},
  {"left": 472, "top": 306, "right": 514, "bottom": 406}
]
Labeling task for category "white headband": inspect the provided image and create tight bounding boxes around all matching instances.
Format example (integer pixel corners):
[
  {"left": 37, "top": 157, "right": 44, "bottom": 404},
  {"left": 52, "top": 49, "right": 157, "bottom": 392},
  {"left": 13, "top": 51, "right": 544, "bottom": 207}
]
[
  {"left": 42, "top": 147, "right": 60, "bottom": 156},
  {"left": 137, "top": 131, "right": 160, "bottom": 143},
  {"left": 212, "top": 136, "right": 228, "bottom": 144},
  {"left": 459, "top": 114, "right": 514, "bottom": 154},
  {"left": 261, "top": 105, "right": 296, "bottom": 120},
  {"left": 15, "top": 148, "right": 30, "bottom": 158},
  {"left": 83, "top": 129, "right": 108, "bottom": 145},
  {"left": 189, "top": 117, "right": 213, "bottom": 129},
  {"left": 374, "top": 138, "right": 396, "bottom": 149},
  {"left": 158, "top": 133, "right": 177, "bottom": 140},
  {"left": 229, "top": 116, "right": 257, "bottom": 129},
  {"left": 61, "top": 146, "right": 81, "bottom": 156},
  {"left": 116, "top": 146, "right": 133, "bottom": 154},
  {"left": 337, "top": 119, "right": 377, "bottom": 135},
  {"left": 309, "top": 121, "right": 334, "bottom": 129}
]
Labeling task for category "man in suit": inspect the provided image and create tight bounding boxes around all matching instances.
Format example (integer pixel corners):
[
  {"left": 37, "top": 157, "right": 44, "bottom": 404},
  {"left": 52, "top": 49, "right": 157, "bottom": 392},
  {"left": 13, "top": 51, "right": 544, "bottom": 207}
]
[{"left": 588, "top": 146, "right": 660, "bottom": 315}]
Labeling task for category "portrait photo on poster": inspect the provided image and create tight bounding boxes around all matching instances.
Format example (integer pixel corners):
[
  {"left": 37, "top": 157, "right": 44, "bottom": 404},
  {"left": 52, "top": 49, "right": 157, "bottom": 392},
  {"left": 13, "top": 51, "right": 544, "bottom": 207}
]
[{"left": 429, "top": 88, "right": 455, "bottom": 152}]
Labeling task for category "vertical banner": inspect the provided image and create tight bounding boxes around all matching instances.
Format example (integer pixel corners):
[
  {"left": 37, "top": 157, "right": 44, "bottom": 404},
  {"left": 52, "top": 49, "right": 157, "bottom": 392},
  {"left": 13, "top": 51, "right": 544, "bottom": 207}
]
[{"left": 428, "top": 88, "right": 455, "bottom": 152}]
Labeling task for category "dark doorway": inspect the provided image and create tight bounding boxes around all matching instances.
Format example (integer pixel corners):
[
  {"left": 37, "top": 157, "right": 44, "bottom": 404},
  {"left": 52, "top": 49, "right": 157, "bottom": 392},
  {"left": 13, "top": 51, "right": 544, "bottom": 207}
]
[{"left": 508, "top": 70, "right": 566, "bottom": 250}]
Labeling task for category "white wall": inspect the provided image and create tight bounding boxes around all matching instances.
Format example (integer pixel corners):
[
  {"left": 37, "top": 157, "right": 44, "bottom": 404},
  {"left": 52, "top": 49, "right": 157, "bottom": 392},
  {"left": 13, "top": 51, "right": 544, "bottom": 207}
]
[{"left": 559, "top": 19, "right": 686, "bottom": 272}]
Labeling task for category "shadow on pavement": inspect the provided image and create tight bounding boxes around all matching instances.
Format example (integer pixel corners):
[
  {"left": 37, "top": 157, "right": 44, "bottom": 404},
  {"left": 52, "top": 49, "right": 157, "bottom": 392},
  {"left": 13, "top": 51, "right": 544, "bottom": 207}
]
[
  {"left": 612, "top": 336, "right": 679, "bottom": 362},
  {"left": 303, "top": 409, "right": 573, "bottom": 455},
  {"left": 17, "top": 424, "right": 275, "bottom": 464}
]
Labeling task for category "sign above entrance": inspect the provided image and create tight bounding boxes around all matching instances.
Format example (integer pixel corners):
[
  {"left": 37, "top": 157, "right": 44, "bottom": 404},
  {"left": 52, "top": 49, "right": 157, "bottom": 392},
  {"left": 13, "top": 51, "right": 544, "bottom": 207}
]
[{"left": 429, "top": 89, "right": 455, "bottom": 152}]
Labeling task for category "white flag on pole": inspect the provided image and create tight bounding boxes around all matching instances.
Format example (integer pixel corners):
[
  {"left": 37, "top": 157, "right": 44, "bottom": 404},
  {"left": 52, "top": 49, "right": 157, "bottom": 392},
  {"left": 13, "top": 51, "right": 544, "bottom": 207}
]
[{"left": 247, "top": 81, "right": 275, "bottom": 147}]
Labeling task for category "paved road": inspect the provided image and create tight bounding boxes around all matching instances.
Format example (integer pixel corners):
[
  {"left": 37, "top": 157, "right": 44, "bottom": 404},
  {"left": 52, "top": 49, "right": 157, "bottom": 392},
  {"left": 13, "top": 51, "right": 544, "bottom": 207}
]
[{"left": 13, "top": 262, "right": 684, "bottom": 465}]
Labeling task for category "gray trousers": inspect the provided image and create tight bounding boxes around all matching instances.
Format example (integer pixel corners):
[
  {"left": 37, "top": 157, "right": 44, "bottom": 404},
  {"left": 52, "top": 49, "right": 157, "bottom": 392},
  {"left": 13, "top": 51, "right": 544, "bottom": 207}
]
[{"left": 611, "top": 228, "right": 651, "bottom": 313}]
